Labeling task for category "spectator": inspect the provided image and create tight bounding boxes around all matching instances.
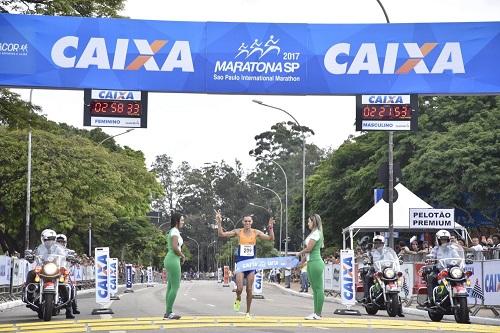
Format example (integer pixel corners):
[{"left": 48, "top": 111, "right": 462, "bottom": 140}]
[
  {"left": 284, "top": 267, "right": 291, "bottom": 288},
  {"left": 457, "top": 239, "right": 466, "bottom": 247},
  {"left": 299, "top": 263, "right": 308, "bottom": 293},
  {"left": 470, "top": 237, "right": 485, "bottom": 260},
  {"left": 419, "top": 241, "right": 431, "bottom": 255}
]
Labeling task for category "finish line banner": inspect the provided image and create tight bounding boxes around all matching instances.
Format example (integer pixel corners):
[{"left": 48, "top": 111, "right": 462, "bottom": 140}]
[
  {"left": 1, "top": 14, "right": 500, "bottom": 94},
  {"left": 235, "top": 256, "right": 299, "bottom": 273}
]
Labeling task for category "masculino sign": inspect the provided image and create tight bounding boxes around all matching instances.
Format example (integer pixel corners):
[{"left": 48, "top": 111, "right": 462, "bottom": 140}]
[
  {"left": 409, "top": 208, "right": 455, "bottom": 229},
  {"left": 0, "top": 14, "right": 500, "bottom": 95}
]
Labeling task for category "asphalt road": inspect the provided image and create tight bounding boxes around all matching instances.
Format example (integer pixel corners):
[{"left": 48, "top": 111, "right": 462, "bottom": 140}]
[{"left": 0, "top": 280, "right": 499, "bottom": 333}]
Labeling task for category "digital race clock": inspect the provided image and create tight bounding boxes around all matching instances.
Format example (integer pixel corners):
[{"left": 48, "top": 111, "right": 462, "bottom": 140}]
[
  {"left": 83, "top": 89, "right": 148, "bottom": 128},
  {"left": 355, "top": 94, "right": 418, "bottom": 131}
]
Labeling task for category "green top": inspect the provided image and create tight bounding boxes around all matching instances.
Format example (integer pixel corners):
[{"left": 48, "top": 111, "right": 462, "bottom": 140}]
[
  {"left": 166, "top": 227, "right": 183, "bottom": 258},
  {"left": 306, "top": 229, "right": 323, "bottom": 262}
]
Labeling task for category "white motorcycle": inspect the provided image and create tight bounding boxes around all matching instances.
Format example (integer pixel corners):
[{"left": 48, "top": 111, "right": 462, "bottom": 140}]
[{"left": 23, "top": 253, "right": 73, "bottom": 321}]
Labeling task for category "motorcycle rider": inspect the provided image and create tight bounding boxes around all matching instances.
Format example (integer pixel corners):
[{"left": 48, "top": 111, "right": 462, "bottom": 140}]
[
  {"left": 56, "top": 234, "right": 80, "bottom": 315},
  {"left": 361, "top": 235, "right": 385, "bottom": 303},
  {"left": 25, "top": 229, "right": 75, "bottom": 319},
  {"left": 361, "top": 235, "right": 404, "bottom": 317},
  {"left": 424, "top": 229, "right": 460, "bottom": 307}
]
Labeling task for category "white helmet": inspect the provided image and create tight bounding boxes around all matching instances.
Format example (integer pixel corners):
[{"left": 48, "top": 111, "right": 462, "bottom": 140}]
[
  {"left": 40, "top": 229, "right": 57, "bottom": 243},
  {"left": 436, "top": 229, "right": 451, "bottom": 245},
  {"left": 373, "top": 235, "right": 385, "bottom": 243},
  {"left": 56, "top": 234, "right": 67, "bottom": 246}
]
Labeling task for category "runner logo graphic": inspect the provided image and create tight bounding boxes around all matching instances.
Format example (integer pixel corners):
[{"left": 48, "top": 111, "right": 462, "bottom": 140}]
[
  {"left": 235, "top": 36, "right": 281, "bottom": 60},
  {"left": 0, "top": 41, "right": 28, "bottom": 56}
]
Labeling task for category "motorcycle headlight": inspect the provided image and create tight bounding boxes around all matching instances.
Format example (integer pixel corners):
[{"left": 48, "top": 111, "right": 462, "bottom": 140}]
[
  {"left": 43, "top": 262, "right": 58, "bottom": 276},
  {"left": 383, "top": 268, "right": 395, "bottom": 279},
  {"left": 449, "top": 267, "right": 463, "bottom": 279}
]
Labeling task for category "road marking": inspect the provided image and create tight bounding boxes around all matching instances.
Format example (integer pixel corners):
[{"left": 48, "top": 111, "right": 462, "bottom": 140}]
[
  {"left": 191, "top": 297, "right": 197, "bottom": 301},
  {"left": 4, "top": 316, "right": 500, "bottom": 333},
  {"left": 207, "top": 304, "right": 215, "bottom": 307}
]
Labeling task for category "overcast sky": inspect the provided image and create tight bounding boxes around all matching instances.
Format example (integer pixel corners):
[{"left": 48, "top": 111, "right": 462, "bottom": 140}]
[{"left": 12, "top": 0, "right": 500, "bottom": 172}]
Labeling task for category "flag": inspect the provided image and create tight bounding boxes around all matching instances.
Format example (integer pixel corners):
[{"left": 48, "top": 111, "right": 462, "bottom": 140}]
[
  {"left": 471, "top": 279, "right": 484, "bottom": 300},
  {"left": 402, "top": 278, "right": 410, "bottom": 297}
]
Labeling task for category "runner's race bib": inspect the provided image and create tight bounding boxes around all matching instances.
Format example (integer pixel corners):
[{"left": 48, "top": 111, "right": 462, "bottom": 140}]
[{"left": 240, "top": 245, "right": 254, "bottom": 257}]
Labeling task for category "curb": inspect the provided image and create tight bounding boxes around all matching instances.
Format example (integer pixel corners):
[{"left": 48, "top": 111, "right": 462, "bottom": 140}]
[{"left": 267, "top": 282, "right": 500, "bottom": 325}]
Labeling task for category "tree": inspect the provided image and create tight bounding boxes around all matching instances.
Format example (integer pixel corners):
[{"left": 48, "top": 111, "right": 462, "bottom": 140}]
[
  {"left": 248, "top": 121, "right": 326, "bottom": 251},
  {"left": 0, "top": 0, "right": 125, "bottom": 17}
]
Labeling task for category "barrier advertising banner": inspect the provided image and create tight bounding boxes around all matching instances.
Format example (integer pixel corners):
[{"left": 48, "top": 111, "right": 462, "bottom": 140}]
[
  {"left": 1, "top": 14, "right": 499, "bottom": 95},
  {"left": 340, "top": 250, "right": 356, "bottom": 306},
  {"left": 400, "top": 263, "right": 414, "bottom": 299},
  {"left": 464, "top": 261, "right": 483, "bottom": 305},
  {"left": 483, "top": 260, "right": 500, "bottom": 306},
  {"left": 109, "top": 258, "right": 118, "bottom": 296},
  {"left": 324, "top": 263, "right": 334, "bottom": 291},
  {"left": 332, "top": 264, "right": 341, "bottom": 292},
  {"left": 94, "top": 247, "right": 110, "bottom": 304},
  {"left": 0, "top": 256, "right": 11, "bottom": 285}
]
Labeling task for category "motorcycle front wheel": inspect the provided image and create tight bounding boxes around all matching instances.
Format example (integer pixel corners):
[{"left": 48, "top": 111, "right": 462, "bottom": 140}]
[
  {"left": 42, "top": 294, "right": 55, "bottom": 321},
  {"left": 386, "top": 293, "right": 399, "bottom": 317},
  {"left": 428, "top": 310, "right": 444, "bottom": 322},
  {"left": 454, "top": 297, "right": 470, "bottom": 324},
  {"left": 365, "top": 303, "right": 379, "bottom": 315}
]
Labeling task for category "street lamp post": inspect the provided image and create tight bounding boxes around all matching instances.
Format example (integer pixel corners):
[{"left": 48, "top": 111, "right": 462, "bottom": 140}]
[
  {"left": 374, "top": 0, "right": 395, "bottom": 249},
  {"left": 250, "top": 183, "right": 283, "bottom": 255},
  {"left": 252, "top": 99, "right": 306, "bottom": 245},
  {"left": 24, "top": 89, "right": 33, "bottom": 251},
  {"left": 269, "top": 160, "right": 288, "bottom": 257},
  {"left": 186, "top": 236, "right": 200, "bottom": 273},
  {"left": 98, "top": 128, "right": 135, "bottom": 146}
]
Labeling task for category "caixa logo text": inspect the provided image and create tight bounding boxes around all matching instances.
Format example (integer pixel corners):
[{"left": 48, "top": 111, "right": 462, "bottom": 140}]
[
  {"left": 324, "top": 42, "right": 464, "bottom": 75},
  {"left": 51, "top": 36, "right": 194, "bottom": 72}
]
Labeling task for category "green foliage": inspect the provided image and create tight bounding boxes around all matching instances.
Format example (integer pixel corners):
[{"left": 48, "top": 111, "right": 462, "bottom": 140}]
[
  {"left": 0, "top": 89, "right": 163, "bottom": 263},
  {"left": 0, "top": 0, "right": 125, "bottom": 17}
]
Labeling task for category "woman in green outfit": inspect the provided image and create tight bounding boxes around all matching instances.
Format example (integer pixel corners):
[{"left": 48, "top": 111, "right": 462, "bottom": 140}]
[
  {"left": 163, "top": 212, "right": 186, "bottom": 320},
  {"left": 297, "top": 214, "right": 325, "bottom": 320}
]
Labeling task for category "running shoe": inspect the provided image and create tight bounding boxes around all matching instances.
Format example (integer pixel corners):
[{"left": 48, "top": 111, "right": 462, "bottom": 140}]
[
  {"left": 304, "top": 313, "right": 321, "bottom": 320},
  {"left": 245, "top": 313, "right": 252, "bottom": 320},
  {"left": 233, "top": 299, "right": 241, "bottom": 312},
  {"left": 163, "top": 312, "right": 181, "bottom": 320}
]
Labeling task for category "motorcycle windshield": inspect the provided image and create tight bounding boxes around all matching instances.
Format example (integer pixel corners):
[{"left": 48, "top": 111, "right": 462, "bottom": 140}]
[
  {"left": 435, "top": 243, "right": 465, "bottom": 269},
  {"left": 36, "top": 253, "right": 67, "bottom": 268},
  {"left": 372, "top": 247, "right": 401, "bottom": 272}
]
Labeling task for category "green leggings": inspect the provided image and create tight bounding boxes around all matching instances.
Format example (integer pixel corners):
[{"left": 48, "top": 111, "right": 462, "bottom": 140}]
[
  {"left": 307, "top": 259, "right": 325, "bottom": 316},
  {"left": 164, "top": 254, "right": 181, "bottom": 314}
]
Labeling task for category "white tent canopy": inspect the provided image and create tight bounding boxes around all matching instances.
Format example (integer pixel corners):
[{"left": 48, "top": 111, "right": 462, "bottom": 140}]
[{"left": 342, "top": 184, "right": 467, "bottom": 249}]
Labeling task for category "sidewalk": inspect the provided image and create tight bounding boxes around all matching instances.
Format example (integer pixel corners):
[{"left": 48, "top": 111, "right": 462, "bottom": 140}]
[{"left": 267, "top": 280, "right": 500, "bottom": 324}]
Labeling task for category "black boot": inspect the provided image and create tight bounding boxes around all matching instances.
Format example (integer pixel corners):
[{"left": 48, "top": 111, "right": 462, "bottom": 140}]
[
  {"left": 72, "top": 300, "right": 80, "bottom": 314},
  {"left": 66, "top": 307, "right": 75, "bottom": 319}
]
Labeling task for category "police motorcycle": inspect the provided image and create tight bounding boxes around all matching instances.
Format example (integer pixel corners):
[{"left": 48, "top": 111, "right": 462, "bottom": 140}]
[
  {"left": 418, "top": 242, "right": 472, "bottom": 324},
  {"left": 23, "top": 251, "right": 74, "bottom": 321},
  {"left": 361, "top": 247, "right": 404, "bottom": 317}
]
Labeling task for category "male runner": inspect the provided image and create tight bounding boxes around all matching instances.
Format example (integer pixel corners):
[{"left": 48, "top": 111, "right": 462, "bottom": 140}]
[{"left": 215, "top": 209, "right": 274, "bottom": 318}]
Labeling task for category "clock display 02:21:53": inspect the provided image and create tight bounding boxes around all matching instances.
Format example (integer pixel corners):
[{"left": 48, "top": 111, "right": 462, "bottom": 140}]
[{"left": 362, "top": 105, "right": 412, "bottom": 120}]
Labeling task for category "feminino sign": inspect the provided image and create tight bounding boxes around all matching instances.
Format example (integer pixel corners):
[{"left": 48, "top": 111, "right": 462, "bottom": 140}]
[
  {"left": 1, "top": 14, "right": 500, "bottom": 94},
  {"left": 409, "top": 208, "right": 455, "bottom": 229}
]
